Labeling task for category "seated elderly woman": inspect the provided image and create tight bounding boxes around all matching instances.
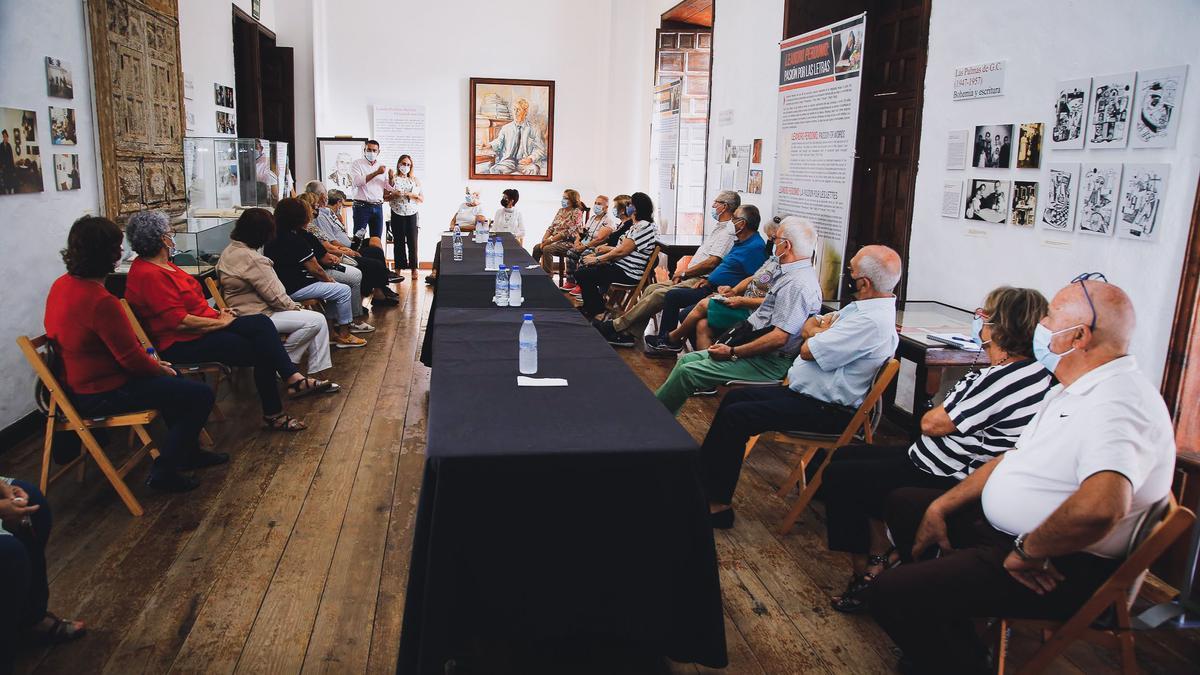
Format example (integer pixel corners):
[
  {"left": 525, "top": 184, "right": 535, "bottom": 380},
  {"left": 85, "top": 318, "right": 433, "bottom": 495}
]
[
  {"left": 216, "top": 208, "right": 338, "bottom": 377},
  {"left": 573, "top": 192, "right": 659, "bottom": 319},
  {"left": 293, "top": 194, "right": 393, "bottom": 322},
  {"left": 45, "top": 215, "right": 220, "bottom": 490},
  {"left": 2, "top": 476, "right": 84, "bottom": 664},
  {"left": 818, "top": 286, "right": 1053, "bottom": 613},
  {"left": 299, "top": 187, "right": 403, "bottom": 295},
  {"left": 532, "top": 188, "right": 586, "bottom": 274},
  {"left": 123, "top": 210, "right": 331, "bottom": 432}
]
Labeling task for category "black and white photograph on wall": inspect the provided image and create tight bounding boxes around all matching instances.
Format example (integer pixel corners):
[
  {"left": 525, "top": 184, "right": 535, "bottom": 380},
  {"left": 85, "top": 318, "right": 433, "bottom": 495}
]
[
  {"left": 214, "top": 84, "right": 235, "bottom": 108},
  {"left": 1130, "top": 65, "right": 1188, "bottom": 149},
  {"left": 0, "top": 107, "right": 45, "bottom": 195},
  {"left": 972, "top": 124, "right": 1012, "bottom": 168},
  {"left": 1117, "top": 164, "right": 1169, "bottom": 241},
  {"left": 1050, "top": 78, "right": 1089, "bottom": 149},
  {"left": 45, "top": 57, "right": 73, "bottom": 98},
  {"left": 964, "top": 178, "right": 1009, "bottom": 223},
  {"left": 53, "top": 154, "right": 80, "bottom": 191},
  {"left": 49, "top": 107, "right": 77, "bottom": 145},
  {"left": 216, "top": 111, "right": 236, "bottom": 134},
  {"left": 1076, "top": 164, "right": 1123, "bottom": 236},
  {"left": 1040, "top": 163, "right": 1080, "bottom": 232},
  {"left": 1087, "top": 72, "right": 1135, "bottom": 148},
  {"left": 1010, "top": 181, "right": 1038, "bottom": 226},
  {"left": 1016, "top": 123, "right": 1042, "bottom": 168}
]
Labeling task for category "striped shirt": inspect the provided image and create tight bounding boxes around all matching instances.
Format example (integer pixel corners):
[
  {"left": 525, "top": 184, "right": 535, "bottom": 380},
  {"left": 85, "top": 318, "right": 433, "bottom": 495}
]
[
  {"left": 746, "top": 259, "right": 822, "bottom": 356},
  {"left": 615, "top": 220, "right": 658, "bottom": 280},
  {"left": 908, "top": 359, "right": 1055, "bottom": 479}
]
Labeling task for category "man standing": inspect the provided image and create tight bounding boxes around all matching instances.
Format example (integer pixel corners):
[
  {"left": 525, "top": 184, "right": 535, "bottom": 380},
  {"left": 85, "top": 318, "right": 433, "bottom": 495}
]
[
  {"left": 0, "top": 130, "right": 14, "bottom": 194},
  {"left": 597, "top": 190, "right": 742, "bottom": 347},
  {"left": 483, "top": 98, "right": 546, "bottom": 175},
  {"left": 350, "top": 140, "right": 396, "bottom": 239},
  {"left": 869, "top": 276, "right": 1176, "bottom": 675}
]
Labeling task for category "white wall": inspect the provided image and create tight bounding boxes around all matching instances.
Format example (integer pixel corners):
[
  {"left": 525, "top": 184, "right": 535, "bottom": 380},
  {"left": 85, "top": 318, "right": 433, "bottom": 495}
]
[
  {"left": 907, "top": 0, "right": 1200, "bottom": 385},
  {"left": 275, "top": 0, "right": 316, "bottom": 181},
  {"left": 0, "top": 0, "right": 102, "bottom": 429}
]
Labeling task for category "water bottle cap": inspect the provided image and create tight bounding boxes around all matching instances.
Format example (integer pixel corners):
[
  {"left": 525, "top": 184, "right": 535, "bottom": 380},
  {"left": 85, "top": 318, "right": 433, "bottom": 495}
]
[
  {"left": 498, "top": 264, "right": 505, "bottom": 270},
  {"left": 523, "top": 313, "right": 533, "bottom": 320}
]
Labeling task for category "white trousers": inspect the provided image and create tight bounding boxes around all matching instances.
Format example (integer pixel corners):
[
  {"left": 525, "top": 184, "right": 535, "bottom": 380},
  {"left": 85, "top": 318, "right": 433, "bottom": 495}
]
[{"left": 270, "top": 309, "right": 332, "bottom": 373}]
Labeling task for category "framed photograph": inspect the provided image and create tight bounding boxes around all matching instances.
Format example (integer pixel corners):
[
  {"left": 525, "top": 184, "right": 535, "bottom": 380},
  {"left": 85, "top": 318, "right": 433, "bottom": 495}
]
[
  {"left": 1117, "top": 164, "right": 1169, "bottom": 241},
  {"left": 1050, "top": 78, "right": 1090, "bottom": 149},
  {"left": 214, "top": 83, "right": 235, "bottom": 109},
  {"left": 216, "top": 110, "right": 236, "bottom": 135},
  {"left": 469, "top": 77, "right": 555, "bottom": 181},
  {"left": 1010, "top": 181, "right": 1038, "bottom": 226},
  {"left": 1040, "top": 163, "right": 1080, "bottom": 233},
  {"left": 1130, "top": 65, "right": 1188, "bottom": 149},
  {"left": 1087, "top": 72, "right": 1135, "bottom": 148},
  {"left": 54, "top": 154, "right": 80, "bottom": 191},
  {"left": 1076, "top": 164, "right": 1123, "bottom": 236},
  {"left": 972, "top": 124, "right": 1013, "bottom": 168},
  {"left": 964, "top": 178, "right": 1010, "bottom": 223},
  {"left": 45, "top": 57, "right": 74, "bottom": 98},
  {"left": 1016, "top": 123, "right": 1042, "bottom": 169},
  {"left": 317, "top": 136, "right": 368, "bottom": 194},
  {"left": 0, "top": 107, "right": 44, "bottom": 194},
  {"left": 747, "top": 169, "right": 763, "bottom": 194},
  {"left": 49, "top": 107, "right": 77, "bottom": 145}
]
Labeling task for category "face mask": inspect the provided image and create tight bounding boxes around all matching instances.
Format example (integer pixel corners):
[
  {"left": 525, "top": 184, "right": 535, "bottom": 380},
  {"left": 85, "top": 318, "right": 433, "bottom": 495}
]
[
  {"left": 164, "top": 236, "right": 178, "bottom": 259},
  {"left": 970, "top": 316, "right": 992, "bottom": 346},
  {"left": 561, "top": 198, "right": 569, "bottom": 208},
  {"left": 625, "top": 205, "right": 635, "bottom": 217},
  {"left": 364, "top": 151, "right": 378, "bottom": 162},
  {"left": 593, "top": 204, "right": 603, "bottom": 215},
  {"left": 1032, "top": 323, "right": 1081, "bottom": 375},
  {"left": 398, "top": 165, "right": 410, "bottom": 175},
  {"left": 711, "top": 206, "right": 721, "bottom": 220}
]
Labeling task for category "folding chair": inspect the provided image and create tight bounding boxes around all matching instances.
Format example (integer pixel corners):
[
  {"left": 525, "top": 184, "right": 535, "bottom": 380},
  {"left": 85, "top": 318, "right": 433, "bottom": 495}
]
[
  {"left": 205, "top": 275, "right": 322, "bottom": 314},
  {"left": 993, "top": 496, "right": 1196, "bottom": 674},
  {"left": 17, "top": 335, "right": 160, "bottom": 517},
  {"left": 602, "top": 244, "right": 663, "bottom": 320},
  {"left": 759, "top": 358, "right": 900, "bottom": 535}
]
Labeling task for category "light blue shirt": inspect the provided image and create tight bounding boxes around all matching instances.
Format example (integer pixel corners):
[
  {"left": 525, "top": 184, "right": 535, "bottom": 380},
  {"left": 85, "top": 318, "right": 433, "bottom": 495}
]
[
  {"left": 746, "top": 259, "right": 822, "bottom": 356},
  {"left": 315, "top": 207, "right": 353, "bottom": 247},
  {"left": 786, "top": 296, "right": 898, "bottom": 407}
]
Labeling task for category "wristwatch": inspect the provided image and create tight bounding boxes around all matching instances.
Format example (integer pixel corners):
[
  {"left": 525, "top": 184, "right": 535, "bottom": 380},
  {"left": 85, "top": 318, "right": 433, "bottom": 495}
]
[
  {"left": 1013, "top": 532, "right": 1048, "bottom": 567},
  {"left": 730, "top": 346, "right": 739, "bottom": 362}
]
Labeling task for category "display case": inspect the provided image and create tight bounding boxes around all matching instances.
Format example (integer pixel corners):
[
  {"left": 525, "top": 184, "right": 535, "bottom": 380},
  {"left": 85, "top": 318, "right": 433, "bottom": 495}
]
[
  {"left": 183, "top": 137, "right": 290, "bottom": 218},
  {"left": 113, "top": 216, "right": 235, "bottom": 276}
]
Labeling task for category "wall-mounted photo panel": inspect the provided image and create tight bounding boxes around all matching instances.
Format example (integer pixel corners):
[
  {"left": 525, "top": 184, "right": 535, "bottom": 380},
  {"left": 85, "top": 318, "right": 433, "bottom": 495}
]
[
  {"left": 1130, "top": 65, "right": 1188, "bottom": 149},
  {"left": 1010, "top": 181, "right": 1038, "bottom": 226},
  {"left": 1016, "top": 122, "right": 1042, "bottom": 168},
  {"left": 1040, "top": 163, "right": 1080, "bottom": 232},
  {"left": 1076, "top": 163, "right": 1123, "bottom": 236},
  {"left": 972, "top": 124, "right": 1013, "bottom": 168},
  {"left": 54, "top": 154, "right": 80, "bottom": 191},
  {"left": 964, "top": 178, "right": 1010, "bottom": 223},
  {"left": 1050, "top": 78, "right": 1090, "bottom": 149},
  {"left": 45, "top": 57, "right": 74, "bottom": 98},
  {"left": 1087, "top": 72, "right": 1135, "bottom": 148},
  {"left": 0, "top": 106, "right": 45, "bottom": 194},
  {"left": 49, "top": 107, "right": 76, "bottom": 145},
  {"left": 1117, "top": 164, "right": 1169, "bottom": 241}
]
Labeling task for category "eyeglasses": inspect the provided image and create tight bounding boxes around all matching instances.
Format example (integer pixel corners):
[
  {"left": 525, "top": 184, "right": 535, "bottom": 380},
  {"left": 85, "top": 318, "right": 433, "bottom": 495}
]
[
  {"left": 972, "top": 307, "right": 992, "bottom": 321},
  {"left": 1070, "top": 272, "right": 1108, "bottom": 332}
]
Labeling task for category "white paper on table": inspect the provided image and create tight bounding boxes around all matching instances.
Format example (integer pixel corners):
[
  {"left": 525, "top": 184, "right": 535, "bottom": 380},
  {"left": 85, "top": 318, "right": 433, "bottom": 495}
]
[
  {"left": 525, "top": 264, "right": 540, "bottom": 269},
  {"left": 517, "top": 376, "right": 568, "bottom": 387}
]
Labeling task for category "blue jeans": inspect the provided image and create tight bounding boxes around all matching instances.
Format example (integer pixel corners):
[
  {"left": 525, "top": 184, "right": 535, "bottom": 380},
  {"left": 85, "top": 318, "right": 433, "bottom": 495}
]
[
  {"left": 658, "top": 285, "right": 711, "bottom": 338},
  {"left": 0, "top": 480, "right": 52, "bottom": 668},
  {"left": 292, "top": 281, "right": 353, "bottom": 325},
  {"left": 353, "top": 202, "right": 384, "bottom": 239}
]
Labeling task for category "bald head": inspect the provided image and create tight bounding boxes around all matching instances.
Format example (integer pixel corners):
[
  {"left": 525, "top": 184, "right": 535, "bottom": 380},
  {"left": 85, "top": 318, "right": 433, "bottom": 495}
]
[
  {"left": 853, "top": 244, "right": 903, "bottom": 294},
  {"left": 1049, "top": 280, "right": 1135, "bottom": 353}
]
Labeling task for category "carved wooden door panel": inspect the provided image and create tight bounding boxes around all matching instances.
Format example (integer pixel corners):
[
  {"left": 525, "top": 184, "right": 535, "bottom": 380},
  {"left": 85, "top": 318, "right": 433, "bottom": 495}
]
[{"left": 87, "top": 0, "right": 187, "bottom": 220}]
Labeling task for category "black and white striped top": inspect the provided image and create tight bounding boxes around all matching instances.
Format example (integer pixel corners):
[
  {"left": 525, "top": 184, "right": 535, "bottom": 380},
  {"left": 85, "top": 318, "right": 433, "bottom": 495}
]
[
  {"left": 908, "top": 359, "right": 1055, "bottom": 479},
  {"left": 615, "top": 220, "right": 658, "bottom": 280}
]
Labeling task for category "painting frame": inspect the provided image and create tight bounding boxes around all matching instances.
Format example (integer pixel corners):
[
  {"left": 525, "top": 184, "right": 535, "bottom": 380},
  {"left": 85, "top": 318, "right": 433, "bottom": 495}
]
[
  {"left": 468, "top": 77, "right": 555, "bottom": 182},
  {"left": 317, "top": 136, "right": 368, "bottom": 195}
]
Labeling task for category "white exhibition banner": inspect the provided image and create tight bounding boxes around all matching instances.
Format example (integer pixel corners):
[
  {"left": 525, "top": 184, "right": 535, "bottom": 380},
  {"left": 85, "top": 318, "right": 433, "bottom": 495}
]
[
  {"left": 650, "top": 81, "right": 682, "bottom": 234},
  {"left": 952, "top": 61, "right": 1006, "bottom": 101},
  {"left": 372, "top": 104, "right": 426, "bottom": 173},
  {"left": 772, "top": 13, "right": 866, "bottom": 299}
]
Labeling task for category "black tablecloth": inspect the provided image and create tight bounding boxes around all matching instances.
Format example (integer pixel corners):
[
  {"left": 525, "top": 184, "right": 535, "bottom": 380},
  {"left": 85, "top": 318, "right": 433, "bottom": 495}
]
[
  {"left": 399, "top": 273, "right": 727, "bottom": 673},
  {"left": 436, "top": 233, "right": 544, "bottom": 276},
  {"left": 432, "top": 274, "right": 571, "bottom": 310}
]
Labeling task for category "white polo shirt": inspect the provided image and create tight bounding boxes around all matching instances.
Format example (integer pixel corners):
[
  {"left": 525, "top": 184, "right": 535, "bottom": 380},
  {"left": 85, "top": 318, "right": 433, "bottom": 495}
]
[
  {"left": 981, "top": 356, "right": 1176, "bottom": 559},
  {"left": 692, "top": 220, "right": 737, "bottom": 265}
]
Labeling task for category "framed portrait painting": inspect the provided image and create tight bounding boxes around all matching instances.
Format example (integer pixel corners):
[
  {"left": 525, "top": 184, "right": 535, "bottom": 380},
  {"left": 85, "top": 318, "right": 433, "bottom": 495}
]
[
  {"left": 317, "top": 136, "right": 368, "bottom": 194},
  {"left": 469, "top": 77, "right": 555, "bottom": 181}
]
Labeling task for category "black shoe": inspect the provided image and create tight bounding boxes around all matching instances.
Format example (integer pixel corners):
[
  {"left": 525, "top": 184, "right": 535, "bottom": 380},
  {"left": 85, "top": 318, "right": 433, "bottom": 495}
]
[
  {"left": 607, "top": 332, "right": 636, "bottom": 348},
  {"left": 425, "top": 275, "right": 437, "bottom": 286},
  {"left": 178, "top": 449, "right": 230, "bottom": 470},
  {"left": 388, "top": 274, "right": 405, "bottom": 283},
  {"left": 710, "top": 508, "right": 735, "bottom": 529},
  {"left": 145, "top": 471, "right": 200, "bottom": 493}
]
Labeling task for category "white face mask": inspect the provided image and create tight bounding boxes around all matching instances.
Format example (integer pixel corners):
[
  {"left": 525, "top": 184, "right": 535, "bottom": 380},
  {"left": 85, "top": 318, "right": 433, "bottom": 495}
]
[
  {"left": 398, "top": 165, "right": 410, "bottom": 175},
  {"left": 364, "top": 150, "right": 378, "bottom": 162}
]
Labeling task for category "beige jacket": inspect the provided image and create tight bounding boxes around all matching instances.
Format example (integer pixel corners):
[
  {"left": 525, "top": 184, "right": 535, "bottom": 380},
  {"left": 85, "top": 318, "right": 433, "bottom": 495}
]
[{"left": 215, "top": 241, "right": 302, "bottom": 316}]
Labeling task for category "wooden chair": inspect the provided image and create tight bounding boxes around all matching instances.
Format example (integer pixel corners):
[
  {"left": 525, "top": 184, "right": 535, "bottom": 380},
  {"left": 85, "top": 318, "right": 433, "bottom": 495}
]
[
  {"left": 993, "top": 497, "right": 1196, "bottom": 674},
  {"left": 602, "top": 245, "right": 663, "bottom": 319},
  {"left": 205, "top": 276, "right": 322, "bottom": 313},
  {"left": 755, "top": 358, "right": 900, "bottom": 535},
  {"left": 17, "top": 335, "right": 160, "bottom": 517}
]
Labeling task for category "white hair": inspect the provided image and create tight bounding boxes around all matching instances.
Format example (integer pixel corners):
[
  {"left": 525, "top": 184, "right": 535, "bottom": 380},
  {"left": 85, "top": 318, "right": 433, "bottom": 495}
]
[
  {"left": 715, "top": 190, "right": 741, "bottom": 209},
  {"left": 304, "top": 180, "right": 326, "bottom": 195},
  {"left": 776, "top": 216, "right": 817, "bottom": 259},
  {"left": 857, "top": 246, "right": 902, "bottom": 293}
]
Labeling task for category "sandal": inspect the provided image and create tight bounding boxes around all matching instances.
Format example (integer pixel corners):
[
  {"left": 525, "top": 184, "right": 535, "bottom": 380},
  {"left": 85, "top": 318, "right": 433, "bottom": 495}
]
[
  {"left": 263, "top": 413, "right": 307, "bottom": 431},
  {"left": 287, "top": 377, "right": 335, "bottom": 399},
  {"left": 32, "top": 612, "right": 87, "bottom": 645},
  {"left": 831, "top": 548, "right": 898, "bottom": 614}
]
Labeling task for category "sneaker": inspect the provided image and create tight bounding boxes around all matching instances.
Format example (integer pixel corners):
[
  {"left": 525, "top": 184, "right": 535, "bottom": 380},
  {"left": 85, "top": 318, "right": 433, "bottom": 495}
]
[
  {"left": 425, "top": 274, "right": 437, "bottom": 286},
  {"left": 559, "top": 281, "right": 580, "bottom": 292},
  {"left": 644, "top": 335, "right": 684, "bottom": 354},
  {"left": 695, "top": 387, "right": 719, "bottom": 396},
  {"left": 607, "top": 332, "right": 636, "bottom": 348},
  {"left": 568, "top": 286, "right": 582, "bottom": 298},
  {"left": 349, "top": 321, "right": 376, "bottom": 334},
  {"left": 388, "top": 273, "right": 405, "bottom": 283},
  {"left": 333, "top": 334, "right": 368, "bottom": 349}
]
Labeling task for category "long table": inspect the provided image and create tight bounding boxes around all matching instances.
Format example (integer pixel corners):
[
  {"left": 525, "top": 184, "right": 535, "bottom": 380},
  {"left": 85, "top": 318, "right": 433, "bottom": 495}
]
[{"left": 399, "top": 234, "right": 727, "bottom": 674}]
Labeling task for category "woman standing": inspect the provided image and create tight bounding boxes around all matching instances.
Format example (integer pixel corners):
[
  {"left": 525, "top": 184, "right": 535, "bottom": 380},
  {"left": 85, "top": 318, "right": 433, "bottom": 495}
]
[
  {"left": 531, "top": 188, "right": 585, "bottom": 274},
  {"left": 388, "top": 154, "right": 423, "bottom": 276}
]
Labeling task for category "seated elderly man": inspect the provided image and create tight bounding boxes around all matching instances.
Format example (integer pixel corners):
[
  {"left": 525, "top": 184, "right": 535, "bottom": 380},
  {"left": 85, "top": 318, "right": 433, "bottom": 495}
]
[
  {"left": 595, "top": 190, "right": 741, "bottom": 347},
  {"left": 868, "top": 275, "right": 1176, "bottom": 675},
  {"left": 653, "top": 217, "right": 823, "bottom": 415},
  {"left": 699, "top": 244, "right": 902, "bottom": 528}
]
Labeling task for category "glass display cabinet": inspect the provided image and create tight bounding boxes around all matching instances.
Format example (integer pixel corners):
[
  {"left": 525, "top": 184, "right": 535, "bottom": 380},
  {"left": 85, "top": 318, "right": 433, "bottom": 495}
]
[{"left": 183, "top": 137, "right": 290, "bottom": 218}]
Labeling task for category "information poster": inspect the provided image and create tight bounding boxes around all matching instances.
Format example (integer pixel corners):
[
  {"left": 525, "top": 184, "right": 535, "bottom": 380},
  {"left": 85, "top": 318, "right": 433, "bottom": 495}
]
[
  {"left": 372, "top": 104, "right": 426, "bottom": 172},
  {"left": 773, "top": 13, "right": 866, "bottom": 298},
  {"left": 650, "top": 81, "right": 682, "bottom": 234}
]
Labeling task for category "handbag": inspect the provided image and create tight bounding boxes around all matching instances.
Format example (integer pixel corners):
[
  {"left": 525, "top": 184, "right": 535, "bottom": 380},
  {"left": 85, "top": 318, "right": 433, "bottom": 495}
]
[{"left": 713, "top": 319, "right": 773, "bottom": 348}]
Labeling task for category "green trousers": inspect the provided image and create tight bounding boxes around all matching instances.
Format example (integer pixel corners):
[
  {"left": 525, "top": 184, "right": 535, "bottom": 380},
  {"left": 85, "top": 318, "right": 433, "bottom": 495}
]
[{"left": 654, "top": 350, "right": 793, "bottom": 415}]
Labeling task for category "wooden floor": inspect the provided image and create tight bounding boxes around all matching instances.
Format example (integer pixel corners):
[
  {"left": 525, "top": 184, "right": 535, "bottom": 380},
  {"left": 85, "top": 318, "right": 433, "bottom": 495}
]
[{"left": 3, "top": 279, "right": 1198, "bottom": 674}]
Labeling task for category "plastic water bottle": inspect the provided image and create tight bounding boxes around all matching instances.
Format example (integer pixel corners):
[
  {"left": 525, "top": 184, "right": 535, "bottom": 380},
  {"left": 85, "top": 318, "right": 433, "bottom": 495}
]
[
  {"left": 508, "top": 264, "right": 522, "bottom": 305},
  {"left": 492, "top": 236, "right": 505, "bottom": 268},
  {"left": 485, "top": 237, "right": 496, "bottom": 270},
  {"left": 452, "top": 232, "right": 463, "bottom": 261},
  {"left": 495, "top": 265, "right": 510, "bottom": 305},
  {"left": 519, "top": 314, "right": 537, "bottom": 374},
  {"left": 452, "top": 222, "right": 461, "bottom": 237}
]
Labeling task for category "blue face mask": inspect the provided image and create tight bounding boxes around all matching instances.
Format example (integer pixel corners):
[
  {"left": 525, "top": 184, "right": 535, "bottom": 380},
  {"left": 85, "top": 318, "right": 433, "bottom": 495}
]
[
  {"left": 970, "top": 316, "right": 992, "bottom": 346},
  {"left": 711, "top": 205, "right": 721, "bottom": 220},
  {"left": 1032, "top": 323, "right": 1081, "bottom": 374},
  {"left": 561, "top": 198, "right": 569, "bottom": 208},
  {"left": 593, "top": 204, "right": 603, "bottom": 215},
  {"left": 625, "top": 205, "right": 635, "bottom": 217}
]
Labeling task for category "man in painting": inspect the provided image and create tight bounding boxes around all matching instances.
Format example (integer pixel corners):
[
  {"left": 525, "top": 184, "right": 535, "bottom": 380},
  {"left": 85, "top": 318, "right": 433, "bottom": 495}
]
[
  {"left": 328, "top": 153, "right": 354, "bottom": 191},
  {"left": 482, "top": 98, "right": 546, "bottom": 175},
  {"left": 0, "top": 130, "right": 14, "bottom": 194}
]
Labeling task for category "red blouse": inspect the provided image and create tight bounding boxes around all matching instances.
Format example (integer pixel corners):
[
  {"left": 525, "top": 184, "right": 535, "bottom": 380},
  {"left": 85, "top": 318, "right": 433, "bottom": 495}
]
[
  {"left": 124, "top": 257, "right": 219, "bottom": 351},
  {"left": 44, "top": 274, "right": 162, "bottom": 394}
]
